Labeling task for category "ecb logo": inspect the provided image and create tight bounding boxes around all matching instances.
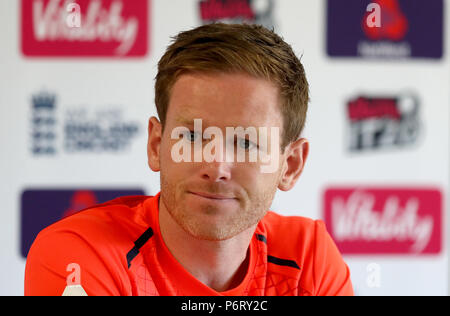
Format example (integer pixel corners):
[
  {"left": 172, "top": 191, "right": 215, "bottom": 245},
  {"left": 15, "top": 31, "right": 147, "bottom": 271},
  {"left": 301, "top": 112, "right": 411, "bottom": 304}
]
[{"left": 31, "top": 91, "right": 57, "bottom": 155}]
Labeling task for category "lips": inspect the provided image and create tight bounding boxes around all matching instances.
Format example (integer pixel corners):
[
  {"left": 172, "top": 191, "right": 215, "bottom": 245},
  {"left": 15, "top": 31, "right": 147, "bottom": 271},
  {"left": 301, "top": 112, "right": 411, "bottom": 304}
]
[{"left": 189, "top": 191, "right": 236, "bottom": 200}]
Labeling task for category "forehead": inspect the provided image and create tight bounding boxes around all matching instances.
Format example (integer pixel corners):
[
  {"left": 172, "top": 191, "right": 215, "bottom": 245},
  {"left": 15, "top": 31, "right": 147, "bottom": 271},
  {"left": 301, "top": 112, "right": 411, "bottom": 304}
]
[{"left": 166, "top": 72, "right": 283, "bottom": 128}]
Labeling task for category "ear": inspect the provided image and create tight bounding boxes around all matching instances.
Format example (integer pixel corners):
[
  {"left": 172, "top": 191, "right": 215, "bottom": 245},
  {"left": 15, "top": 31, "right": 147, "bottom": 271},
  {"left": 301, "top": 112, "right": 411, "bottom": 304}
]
[
  {"left": 147, "top": 116, "right": 162, "bottom": 172},
  {"left": 278, "top": 138, "right": 309, "bottom": 191}
]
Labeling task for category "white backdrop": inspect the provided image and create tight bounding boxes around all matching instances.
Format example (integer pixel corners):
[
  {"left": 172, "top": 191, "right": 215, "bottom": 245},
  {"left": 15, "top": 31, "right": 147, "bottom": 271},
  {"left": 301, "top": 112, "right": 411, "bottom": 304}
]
[{"left": 0, "top": 0, "right": 448, "bottom": 295}]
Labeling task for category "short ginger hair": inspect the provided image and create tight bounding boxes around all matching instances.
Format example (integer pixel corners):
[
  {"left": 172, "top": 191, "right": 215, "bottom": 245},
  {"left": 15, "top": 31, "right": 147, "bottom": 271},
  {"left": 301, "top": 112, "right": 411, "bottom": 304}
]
[{"left": 155, "top": 23, "right": 309, "bottom": 151}]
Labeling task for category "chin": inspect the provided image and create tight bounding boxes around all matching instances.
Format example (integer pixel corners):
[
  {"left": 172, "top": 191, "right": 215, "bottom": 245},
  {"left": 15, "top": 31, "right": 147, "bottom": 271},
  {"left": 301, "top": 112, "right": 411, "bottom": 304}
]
[
  {"left": 186, "top": 225, "right": 242, "bottom": 241},
  {"left": 175, "top": 208, "right": 247, "bottom": 241}
]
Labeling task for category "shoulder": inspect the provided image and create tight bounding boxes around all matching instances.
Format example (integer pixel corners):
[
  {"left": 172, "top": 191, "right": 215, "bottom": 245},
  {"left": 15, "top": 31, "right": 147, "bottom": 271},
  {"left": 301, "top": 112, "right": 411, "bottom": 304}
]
[
  {"left": 36, "top": 195, "right": 151, "bottom": 244},
  {"left": 258, "top": 211, "right": 354, "bottom": 296},
  {"left": 259, "top": 210, "right": 339, "bottom": 263},
  {"left": 258, "top": 212, "right": 329, "bottom": 270},
  {"left": 259, "top": 211, "right": 325, "bottom": 249},
  {"left": 25, "top": 195, "right": 154, "bottom": 296},
  {"left": 28, "top": 195, "right": 154, "bottom": 275}
]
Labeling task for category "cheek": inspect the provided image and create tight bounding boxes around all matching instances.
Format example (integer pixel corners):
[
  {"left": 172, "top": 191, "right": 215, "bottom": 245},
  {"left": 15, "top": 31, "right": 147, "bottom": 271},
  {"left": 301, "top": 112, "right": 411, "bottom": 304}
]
[
  {"left": 159, "top": 143, "right": 184, "bottom": 189},
  {"left": 235, "top": 164, "right": 280, "bottom": 196},
  {"left": 160, "top": 138, "right": 180, "bottom": 169}
]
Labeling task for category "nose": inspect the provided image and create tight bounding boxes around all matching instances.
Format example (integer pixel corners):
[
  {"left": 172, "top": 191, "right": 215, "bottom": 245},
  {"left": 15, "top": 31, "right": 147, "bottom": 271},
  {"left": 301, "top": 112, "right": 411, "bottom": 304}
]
[{"left": 201, "top": 161, "right": 232, "bottom": 182}]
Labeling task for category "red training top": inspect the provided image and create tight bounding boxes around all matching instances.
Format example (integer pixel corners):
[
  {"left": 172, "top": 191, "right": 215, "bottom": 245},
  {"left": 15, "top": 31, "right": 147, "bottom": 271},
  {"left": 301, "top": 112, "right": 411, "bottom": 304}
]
[{"left": 25, "top": 192, "right": 354, "bottom": 296}]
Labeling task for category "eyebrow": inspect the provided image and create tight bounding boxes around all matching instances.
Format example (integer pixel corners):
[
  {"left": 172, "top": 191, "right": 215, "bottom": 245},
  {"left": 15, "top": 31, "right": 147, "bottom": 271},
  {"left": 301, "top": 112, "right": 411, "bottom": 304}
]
[
  {"left": 175, "top": 116, "right": 195, "bottom": 125},
  {"left": 174, "top": 116, "right": 274, "bottom": 132},
  {"left": 175, "top": 116, "right": 214, "bottom": 128},
  {"left": 173, "top": 115, "right": 278, "bottom": 138}
]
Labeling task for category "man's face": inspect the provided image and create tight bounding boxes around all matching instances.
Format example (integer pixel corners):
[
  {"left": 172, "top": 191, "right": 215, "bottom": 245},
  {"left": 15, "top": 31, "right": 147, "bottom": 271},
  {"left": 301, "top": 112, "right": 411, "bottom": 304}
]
[{"left": 158, "top": 72, "right": 285, "bottom": 241}]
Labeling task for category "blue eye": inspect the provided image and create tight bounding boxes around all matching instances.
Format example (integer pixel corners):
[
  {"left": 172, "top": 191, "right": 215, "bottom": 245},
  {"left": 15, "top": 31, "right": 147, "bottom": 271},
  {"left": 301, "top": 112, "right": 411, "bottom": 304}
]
[
  {"left": 237, "top": 138, "right": 257, "bottom": 150},
  {"left": 184, "top": 130, "right": 200, "bottom": 142}
]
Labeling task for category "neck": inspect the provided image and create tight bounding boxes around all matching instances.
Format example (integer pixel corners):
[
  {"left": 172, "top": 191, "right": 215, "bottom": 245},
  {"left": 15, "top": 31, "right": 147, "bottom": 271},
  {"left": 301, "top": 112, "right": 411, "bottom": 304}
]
[{"left": 158, "top": 199, "right": 255, "bottom": 292}]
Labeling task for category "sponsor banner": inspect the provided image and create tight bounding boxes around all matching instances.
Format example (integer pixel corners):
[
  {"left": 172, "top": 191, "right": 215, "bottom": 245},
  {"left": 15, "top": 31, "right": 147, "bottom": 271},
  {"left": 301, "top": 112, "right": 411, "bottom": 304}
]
[
  {"left": 198, "top": 0, "right": 275, "bottom": 30},
  {"left": 326, "top": 0, "right": 444, "bottom": 59},
  {"left": 20, "top": 188, "right": 146, "bottom": 257},
  {"left": 21, "top": 0, "right": 149, "bottom": 57},
  {"left": 346, "top": 94, "right": 420, "bottom": 152},
  {"left": 30, "top": 90, "right": 141, "bottom": 155},
  {"left": 323, "top": 187, "right": 442, "bottom": 255}
]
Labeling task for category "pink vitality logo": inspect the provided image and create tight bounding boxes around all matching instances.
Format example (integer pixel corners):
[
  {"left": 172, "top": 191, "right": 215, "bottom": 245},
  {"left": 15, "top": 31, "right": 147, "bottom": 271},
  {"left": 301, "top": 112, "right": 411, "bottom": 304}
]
[
  {"left": 323, "top": 188, "right": 442, "bottom": 255},
  {"left": 21, "top": 0, "right": 149, "bottom": 57}
]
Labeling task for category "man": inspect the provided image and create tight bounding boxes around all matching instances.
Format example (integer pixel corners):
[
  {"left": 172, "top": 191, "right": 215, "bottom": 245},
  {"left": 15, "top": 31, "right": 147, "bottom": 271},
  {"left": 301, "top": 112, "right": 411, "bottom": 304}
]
[{"left": 25, "top": 23, "right": 353, "bottom": 296}]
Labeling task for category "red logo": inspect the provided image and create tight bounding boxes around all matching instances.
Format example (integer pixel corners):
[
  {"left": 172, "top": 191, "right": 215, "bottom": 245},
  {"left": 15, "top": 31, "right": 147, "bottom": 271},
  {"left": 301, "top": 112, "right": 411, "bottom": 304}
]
[
  {"left": 362, "top": 0, "right": 409, "bottom": 41},
  {"left": 348, "top": 96, "right": 402, "bottom": 121},
  {"left": 323, "top": 187, "right": 442, "bottom": 255},
  {"left": 21, "top": 0, "right": 149, "bottom": 57},
  {"left": 199, "top": 0, "right": 255, "bottom": 21},
  {"left": 62, "top": 190, "right": 98, "bottom": 218}
]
